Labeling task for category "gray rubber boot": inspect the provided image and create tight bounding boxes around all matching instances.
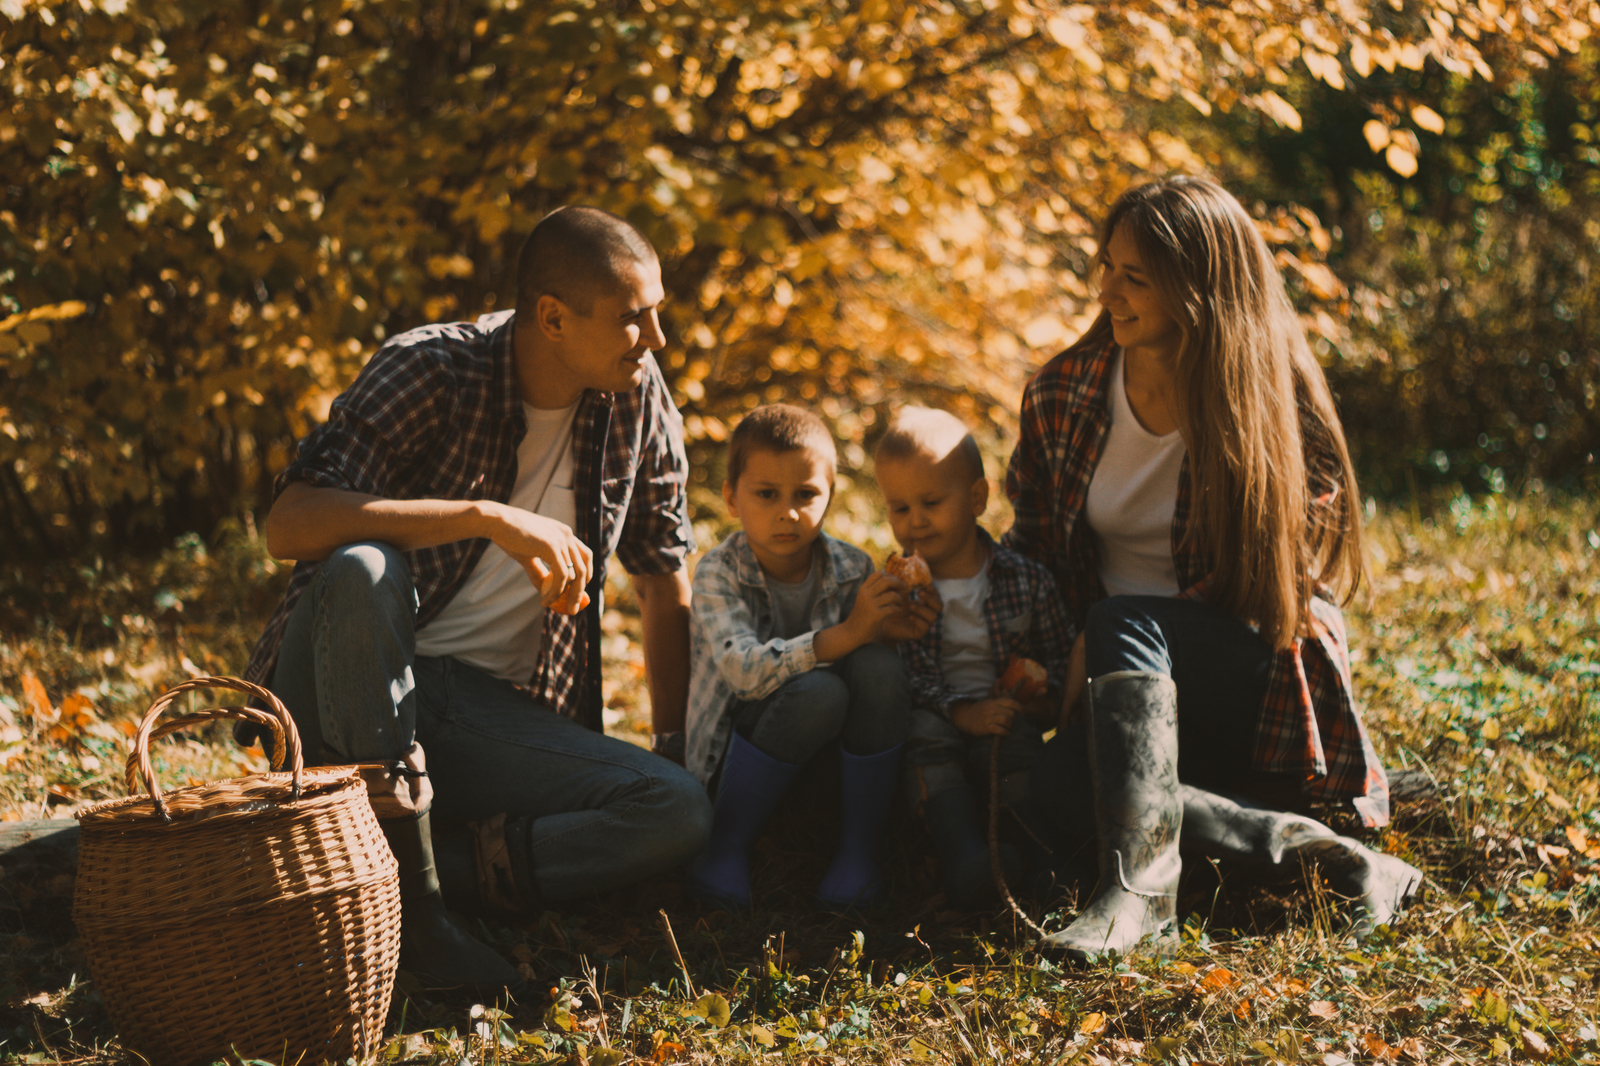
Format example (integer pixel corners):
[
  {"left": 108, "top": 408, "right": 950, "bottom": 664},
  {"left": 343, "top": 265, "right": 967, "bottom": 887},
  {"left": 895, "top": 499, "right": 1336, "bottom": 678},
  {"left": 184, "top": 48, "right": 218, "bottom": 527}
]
[
  {"left": 1180, "top": 786, "right": 1423, "bottom": 938},
  {"left": 1037, "top": 671, "right": 1181, "bottom": 963}
]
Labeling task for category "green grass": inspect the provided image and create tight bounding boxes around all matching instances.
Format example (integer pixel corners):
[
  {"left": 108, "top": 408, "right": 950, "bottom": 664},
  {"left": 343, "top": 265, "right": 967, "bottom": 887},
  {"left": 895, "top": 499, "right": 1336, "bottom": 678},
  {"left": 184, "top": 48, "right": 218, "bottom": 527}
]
[{"left": 2, "top": 492, "right": 1598, "bottom": 1065}]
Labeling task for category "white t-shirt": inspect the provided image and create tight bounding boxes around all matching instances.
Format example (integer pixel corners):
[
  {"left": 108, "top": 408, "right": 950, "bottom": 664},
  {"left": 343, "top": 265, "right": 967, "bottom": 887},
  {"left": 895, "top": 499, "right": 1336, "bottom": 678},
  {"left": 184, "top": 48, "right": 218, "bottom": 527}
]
[
  {"left": 414, "top": 401, "right": 580, "bottom": 683},
  {"left": 1085, "top": 350, "right": 1185, "bottom": 598},
  {"left": 932, "top": 559, "right": 994, "bottom": 699}
]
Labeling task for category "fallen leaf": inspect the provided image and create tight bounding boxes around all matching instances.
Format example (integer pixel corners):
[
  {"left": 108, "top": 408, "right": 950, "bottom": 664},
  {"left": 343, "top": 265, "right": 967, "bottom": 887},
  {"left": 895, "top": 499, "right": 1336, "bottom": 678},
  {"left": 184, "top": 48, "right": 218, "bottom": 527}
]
[
  {"left": 1309, "top": 1000, "right": 1340, "bottom": 1021},
  {"left": 651, "top": 1039, "right": 685, "bottom": 1064},
  {"left": 22, "top": 674, "right": 54, "bottom": 722},
  {"left": 1522, "top": 1029, "right": 1553, "bottom": 1062},
  {"left": 1200, "top": 966, "right": 1237, "bottom": 992},
  {"left": 1360, "top": 1031, "right": 1399, "bottom": 1061},
  {"left": 1079, "top": 1011, "right": 1107, "bottom": 1034}
]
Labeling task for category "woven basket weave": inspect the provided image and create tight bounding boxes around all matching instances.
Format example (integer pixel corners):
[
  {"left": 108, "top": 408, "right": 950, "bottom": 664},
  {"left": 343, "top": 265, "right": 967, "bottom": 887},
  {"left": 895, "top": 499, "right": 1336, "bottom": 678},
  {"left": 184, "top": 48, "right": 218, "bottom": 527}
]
[{"left": 74, "top": 677, "right": 402, "bottom": 1066}]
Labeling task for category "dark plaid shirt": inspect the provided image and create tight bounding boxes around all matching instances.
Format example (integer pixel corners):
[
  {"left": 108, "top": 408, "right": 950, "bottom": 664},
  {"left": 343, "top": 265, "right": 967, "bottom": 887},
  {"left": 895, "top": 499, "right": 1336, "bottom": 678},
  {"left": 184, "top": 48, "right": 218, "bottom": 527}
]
[
  {"left": 242, "top": 310, "right": 694, "bottom": 731},
  {"left": 1003, "top": 340, "right": 1390, "bottom": 826},
  {"left": 898, "top": 529, "right": 1074, "bottom": 717}
]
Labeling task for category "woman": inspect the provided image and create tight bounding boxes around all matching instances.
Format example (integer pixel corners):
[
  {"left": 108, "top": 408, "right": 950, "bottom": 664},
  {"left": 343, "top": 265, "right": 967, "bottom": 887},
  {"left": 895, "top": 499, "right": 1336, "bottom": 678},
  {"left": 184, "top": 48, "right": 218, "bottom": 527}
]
[{"left": 1004, "top": 177, "right": 1419, "bottom": 962}]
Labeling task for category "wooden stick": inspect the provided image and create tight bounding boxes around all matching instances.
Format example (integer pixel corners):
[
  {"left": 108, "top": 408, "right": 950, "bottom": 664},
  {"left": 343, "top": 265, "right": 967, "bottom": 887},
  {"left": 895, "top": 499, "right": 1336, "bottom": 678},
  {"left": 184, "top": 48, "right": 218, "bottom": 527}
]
[
  {"left": 989, "top": 739, "right": 1046, "bottom": 939},
  {"left": 657, "top": 909, "right": 697, "bottom": 1000}
]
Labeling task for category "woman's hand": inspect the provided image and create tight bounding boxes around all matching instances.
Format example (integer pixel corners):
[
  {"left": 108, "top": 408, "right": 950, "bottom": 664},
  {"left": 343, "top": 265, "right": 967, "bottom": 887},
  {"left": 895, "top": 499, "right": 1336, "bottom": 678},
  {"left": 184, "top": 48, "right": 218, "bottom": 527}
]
[
  {"left": 951, "top": 696, "right": 1022, "bottom": 737},
  {"left": 1058, "top": 632, "right": 1088, "bottom": 732}
]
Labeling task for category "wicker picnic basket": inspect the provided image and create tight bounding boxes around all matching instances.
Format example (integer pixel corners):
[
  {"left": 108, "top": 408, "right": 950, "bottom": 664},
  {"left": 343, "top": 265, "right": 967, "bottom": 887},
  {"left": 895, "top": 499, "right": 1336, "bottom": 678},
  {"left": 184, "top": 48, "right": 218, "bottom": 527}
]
[{"left": 73, "top": 677, "right": 403, "bottom": 1066}]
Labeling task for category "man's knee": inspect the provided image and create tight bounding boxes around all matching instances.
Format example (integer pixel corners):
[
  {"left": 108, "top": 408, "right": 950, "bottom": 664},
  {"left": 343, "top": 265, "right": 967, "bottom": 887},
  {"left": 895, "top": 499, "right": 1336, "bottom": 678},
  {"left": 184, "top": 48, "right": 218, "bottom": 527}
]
[
  {"left": 317, "top": 542, "right": 415, "bottom": 612},
  {"left": 634, "top": 762, "right": 713, "bottom": 869}
]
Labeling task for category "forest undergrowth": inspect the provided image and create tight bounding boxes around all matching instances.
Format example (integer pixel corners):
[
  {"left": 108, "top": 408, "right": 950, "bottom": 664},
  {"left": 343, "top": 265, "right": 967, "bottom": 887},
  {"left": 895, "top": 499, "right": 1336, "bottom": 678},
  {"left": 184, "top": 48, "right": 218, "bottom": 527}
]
[{"left": 1, "top": 492, "right": 1597, "bottom": 1065}]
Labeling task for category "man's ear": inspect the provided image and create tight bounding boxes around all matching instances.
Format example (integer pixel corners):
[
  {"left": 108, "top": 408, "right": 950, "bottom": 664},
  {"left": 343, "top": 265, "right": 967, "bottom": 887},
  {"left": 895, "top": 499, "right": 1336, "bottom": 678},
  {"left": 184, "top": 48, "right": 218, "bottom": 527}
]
[
  {"left": 722, "top": 479, "right": 738, "bottom": 519},
  {"left": 535, "top": 293, "right": 568, "bottom": 341},
  {"left": 969, "top": 476, "right": 990, "bottom": 516}
]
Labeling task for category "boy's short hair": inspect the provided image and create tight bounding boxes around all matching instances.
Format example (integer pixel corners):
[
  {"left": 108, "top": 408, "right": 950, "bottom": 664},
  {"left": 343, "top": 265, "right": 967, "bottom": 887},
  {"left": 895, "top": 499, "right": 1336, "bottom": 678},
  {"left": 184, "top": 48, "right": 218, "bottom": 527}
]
[
  {"left": 727, "top": 404, "right": 839, "bottom": 489},
  {"left": 875, "top": 406, "right": 984, "bottom": 484}
]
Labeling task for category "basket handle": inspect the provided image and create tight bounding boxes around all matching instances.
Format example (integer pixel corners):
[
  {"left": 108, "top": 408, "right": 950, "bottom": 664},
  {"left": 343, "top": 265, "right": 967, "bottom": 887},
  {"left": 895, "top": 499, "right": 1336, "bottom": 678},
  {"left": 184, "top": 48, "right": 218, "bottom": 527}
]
[{"left": 123, "top": 676, "right": 303, "bottom": 819}]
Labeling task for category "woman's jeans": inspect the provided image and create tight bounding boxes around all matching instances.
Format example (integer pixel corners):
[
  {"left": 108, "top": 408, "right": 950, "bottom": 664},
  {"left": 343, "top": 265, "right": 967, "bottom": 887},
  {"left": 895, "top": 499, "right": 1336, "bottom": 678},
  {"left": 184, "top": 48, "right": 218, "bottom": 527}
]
[
  {"left": 1030, "top": 594, "right": 1292, "bottom": 861},
  {"left": 731, "top": 642, "right": 910, "bottom": 766},
  {"left": 268, "top": 543, "right": 711, "bottom": 900}
]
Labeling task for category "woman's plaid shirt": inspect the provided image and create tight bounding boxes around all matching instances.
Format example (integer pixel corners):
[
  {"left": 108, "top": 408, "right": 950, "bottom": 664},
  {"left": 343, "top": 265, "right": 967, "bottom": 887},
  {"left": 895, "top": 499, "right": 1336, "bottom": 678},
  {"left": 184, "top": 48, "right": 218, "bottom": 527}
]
[
  {"left": 1003, "top": 340, "right": 1390, "bottom": 826},
  {"left": 242, "top": 310, "right": 694, "bottom": 732}
]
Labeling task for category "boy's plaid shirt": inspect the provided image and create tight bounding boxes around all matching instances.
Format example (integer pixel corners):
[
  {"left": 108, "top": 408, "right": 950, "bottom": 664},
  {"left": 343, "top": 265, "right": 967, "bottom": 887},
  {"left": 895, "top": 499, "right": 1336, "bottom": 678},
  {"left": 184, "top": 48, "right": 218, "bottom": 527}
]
[
  {"left": 684, "top": 531, "right": 873, "bottom": 785},
  {"left": 1003, "top": 340, "right": 1390, "bottom": 826},
  {"left": 898, "top": 529, "right": 1074, "bottom": 716},
  {"left": 242, "top": 310, "right": 694, "bottom": 732}
]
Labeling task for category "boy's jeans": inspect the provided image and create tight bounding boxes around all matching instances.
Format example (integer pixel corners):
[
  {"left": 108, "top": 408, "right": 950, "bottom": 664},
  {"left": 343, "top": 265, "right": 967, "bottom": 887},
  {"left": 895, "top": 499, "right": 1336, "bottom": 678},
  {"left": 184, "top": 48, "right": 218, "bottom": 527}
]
[
  {"left": 904, "top": 711, "right": 1045, "bottom": 808},
  {"left": 730, "top": 642, "right": 910, "bottom": 766},
  {"left": 268, "top": 542, "right": 711, "bottom": 900}
]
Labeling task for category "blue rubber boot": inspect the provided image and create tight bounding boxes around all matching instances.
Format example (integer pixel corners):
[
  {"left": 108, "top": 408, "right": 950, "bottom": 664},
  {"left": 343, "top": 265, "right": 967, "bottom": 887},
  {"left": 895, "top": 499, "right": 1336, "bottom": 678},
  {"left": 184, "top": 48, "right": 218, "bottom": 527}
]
[
  {"left": 688, "top": 732, "right": 802, "bottom": 910},
  {"left": 817, "top": 744, "right": 903, "bottom": 911}
]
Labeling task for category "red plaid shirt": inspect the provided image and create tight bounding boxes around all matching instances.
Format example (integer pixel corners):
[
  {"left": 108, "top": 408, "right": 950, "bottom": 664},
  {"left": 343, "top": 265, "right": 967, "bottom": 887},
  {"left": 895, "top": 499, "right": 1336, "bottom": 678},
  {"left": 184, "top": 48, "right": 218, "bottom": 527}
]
[
  {"left": 242, "top": 310, "right": 694, "bottom": 732},
  {"left": 1003, "top": 340, "right": 1390, "bottom": 826}
]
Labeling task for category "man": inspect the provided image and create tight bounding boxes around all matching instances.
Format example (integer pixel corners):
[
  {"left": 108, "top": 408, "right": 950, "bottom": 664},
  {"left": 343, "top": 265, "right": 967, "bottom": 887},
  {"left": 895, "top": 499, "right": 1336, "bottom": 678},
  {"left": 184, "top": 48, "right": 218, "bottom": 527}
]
[{"left": 242, "top": 207, "right": 711, "bottom": 993}]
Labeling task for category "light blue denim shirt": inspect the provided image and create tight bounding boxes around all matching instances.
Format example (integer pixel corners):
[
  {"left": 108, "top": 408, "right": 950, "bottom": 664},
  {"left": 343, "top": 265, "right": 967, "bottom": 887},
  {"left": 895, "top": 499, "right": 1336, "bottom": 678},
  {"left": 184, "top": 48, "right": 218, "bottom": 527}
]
[{"left": 685, "top": 530, "right": 873, "bottom": 785}]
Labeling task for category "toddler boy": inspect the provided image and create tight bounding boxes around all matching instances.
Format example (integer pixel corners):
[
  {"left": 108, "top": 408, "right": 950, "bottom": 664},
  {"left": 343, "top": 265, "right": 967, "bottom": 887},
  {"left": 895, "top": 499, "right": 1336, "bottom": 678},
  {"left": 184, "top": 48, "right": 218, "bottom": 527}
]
[
  {"left": 685, "top": 404, "right": 920, "bottom": 910},
  {"left": 875, "top": 406, "right": 1071, "bottom": 907}
]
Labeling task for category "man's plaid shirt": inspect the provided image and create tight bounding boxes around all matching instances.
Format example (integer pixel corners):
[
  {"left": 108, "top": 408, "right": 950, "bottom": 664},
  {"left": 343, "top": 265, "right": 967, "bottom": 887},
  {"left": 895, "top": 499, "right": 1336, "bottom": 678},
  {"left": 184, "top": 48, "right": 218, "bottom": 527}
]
[
  {"left": 898, "top": 529, "right": 1074, "bottom": 718},
  {"left": 242, "top": 310, "right": 694, "bottom": 732},
  {"left": 1003, "top": 340, "right": 1390, "bottom": 826}
]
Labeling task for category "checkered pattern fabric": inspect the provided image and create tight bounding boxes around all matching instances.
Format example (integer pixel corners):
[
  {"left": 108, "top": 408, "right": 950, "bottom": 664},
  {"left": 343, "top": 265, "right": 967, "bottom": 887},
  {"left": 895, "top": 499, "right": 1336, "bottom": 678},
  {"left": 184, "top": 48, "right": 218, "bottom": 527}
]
[
  {"left": 243, "top": 310, "right": 693, "bottom": 731},
  {"left": 1003, "top": 339, "right": 1390, "bottom": 825},
  {"left": 897, "top": 529, "right": 1074, "bottom": 717}
]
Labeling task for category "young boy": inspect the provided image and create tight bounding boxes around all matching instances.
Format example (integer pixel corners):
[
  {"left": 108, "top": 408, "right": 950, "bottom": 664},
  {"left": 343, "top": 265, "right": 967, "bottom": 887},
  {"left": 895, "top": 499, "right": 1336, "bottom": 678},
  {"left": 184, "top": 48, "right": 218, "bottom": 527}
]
[
  {"left": 875, "top": 406, "right": 1072, "bottom": 908},
  {"left": 685, "top": 404, "right": 921, "bottom": 911}
]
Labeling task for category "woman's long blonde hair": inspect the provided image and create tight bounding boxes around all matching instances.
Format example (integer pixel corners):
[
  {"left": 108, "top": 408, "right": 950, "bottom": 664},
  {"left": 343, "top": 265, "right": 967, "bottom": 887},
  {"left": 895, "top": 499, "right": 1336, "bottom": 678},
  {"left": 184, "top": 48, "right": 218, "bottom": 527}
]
[{"left": 1078, "top": 177, "right": 1365, "bottom": 649}]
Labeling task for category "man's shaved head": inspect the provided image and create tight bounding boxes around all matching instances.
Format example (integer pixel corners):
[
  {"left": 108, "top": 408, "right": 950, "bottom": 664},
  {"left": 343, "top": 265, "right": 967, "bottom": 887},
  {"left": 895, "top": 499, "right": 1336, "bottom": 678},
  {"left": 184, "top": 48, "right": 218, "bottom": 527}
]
[{"left": 516, "top": 206, "right": 659, "bottom": 315}]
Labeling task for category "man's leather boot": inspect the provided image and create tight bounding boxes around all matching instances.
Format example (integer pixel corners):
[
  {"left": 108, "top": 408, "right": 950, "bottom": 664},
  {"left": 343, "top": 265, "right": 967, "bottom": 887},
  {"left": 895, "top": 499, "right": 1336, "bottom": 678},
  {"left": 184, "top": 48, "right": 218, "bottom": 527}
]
[{"left": 362, "top": 746, "right": 526, "bottom": 999}]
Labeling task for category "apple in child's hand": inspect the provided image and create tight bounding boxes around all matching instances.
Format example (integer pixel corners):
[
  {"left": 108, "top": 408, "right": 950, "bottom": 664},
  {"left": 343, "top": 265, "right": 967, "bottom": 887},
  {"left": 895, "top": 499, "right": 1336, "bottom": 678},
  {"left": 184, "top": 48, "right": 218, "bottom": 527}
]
[
  {"left": 995, "top": 655, "right": 1047, "bottom": 700},
  {"left": 884, "top": 550, "right": 932, "bottom": 591}
]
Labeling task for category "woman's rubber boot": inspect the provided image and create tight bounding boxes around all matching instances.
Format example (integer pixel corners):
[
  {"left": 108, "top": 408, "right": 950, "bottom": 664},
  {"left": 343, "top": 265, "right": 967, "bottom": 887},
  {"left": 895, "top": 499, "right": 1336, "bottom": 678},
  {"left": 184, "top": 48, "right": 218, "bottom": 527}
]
[
  {"left": 817, "top": 743, "right": 903, "bottom": 911},
  {"left": 922, "top": 781, "right": 1021, "bottom": 909},
  {"left": 1179, "top": 786, "right": 1423, "bottom": 938},
  {"left": 688, "top": 731, "right": 802, "bottom": 911},
  {"left": 362, "top": 748, "right": 525, "bottom": 999},
  {"left": 1037, "top": 672, "right": 1181, "bottom": 964}
]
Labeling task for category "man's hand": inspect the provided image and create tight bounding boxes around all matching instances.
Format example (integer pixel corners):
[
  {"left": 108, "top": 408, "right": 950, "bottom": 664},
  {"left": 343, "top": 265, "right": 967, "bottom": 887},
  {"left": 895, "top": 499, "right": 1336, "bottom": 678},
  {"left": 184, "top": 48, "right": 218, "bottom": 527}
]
[
  {"left": 485, "top": 502, "right": 593, "bottom": 610},
  {"left": 879, "top": 583, "right": 943, "bottom": 644},
  {"left": 951, "top": 696, "right": 1022, "bottom": 737}
]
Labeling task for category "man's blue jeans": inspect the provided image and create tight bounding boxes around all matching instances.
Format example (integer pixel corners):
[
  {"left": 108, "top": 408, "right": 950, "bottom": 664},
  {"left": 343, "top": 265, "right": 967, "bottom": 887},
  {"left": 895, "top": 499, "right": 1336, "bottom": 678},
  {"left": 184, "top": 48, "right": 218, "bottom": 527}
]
[{"left": 269, "top": 543, "right": 711, "bottom": 900}]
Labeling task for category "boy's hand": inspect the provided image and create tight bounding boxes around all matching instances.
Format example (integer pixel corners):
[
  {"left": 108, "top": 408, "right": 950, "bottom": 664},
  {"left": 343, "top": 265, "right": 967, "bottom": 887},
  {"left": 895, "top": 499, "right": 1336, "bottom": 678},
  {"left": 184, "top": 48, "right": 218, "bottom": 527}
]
[
  {"left": 846, "top": 570, "right": 908, "bottom": 642},
  {"left": 951, "top": 696, "right": 1022, "bottom": 737},
  {"left": 878, "top": 582, "right": 943, "bottom": 643}
]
